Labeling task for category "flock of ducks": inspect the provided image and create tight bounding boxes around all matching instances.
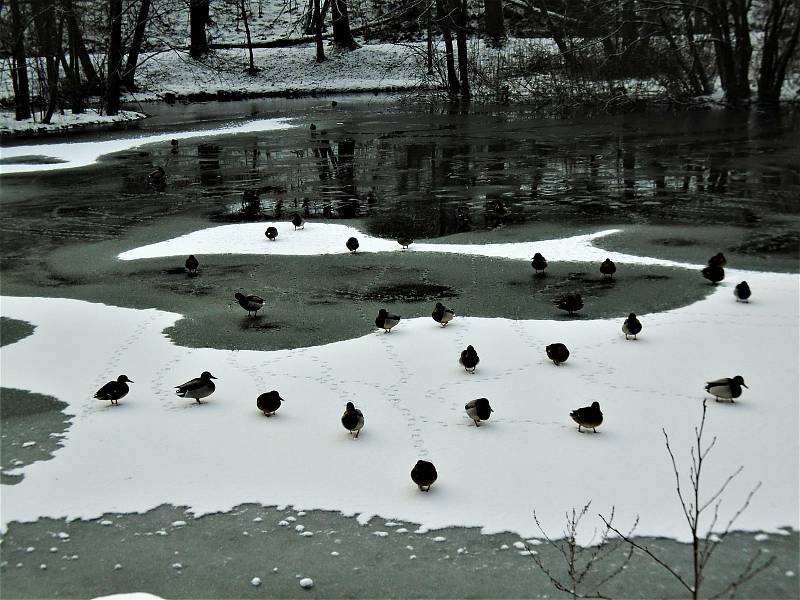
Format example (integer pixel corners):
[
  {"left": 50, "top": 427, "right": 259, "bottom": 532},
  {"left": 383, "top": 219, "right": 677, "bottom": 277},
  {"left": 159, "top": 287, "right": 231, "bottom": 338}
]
[{"left": 94, "top": 221, "right": 752, "bottom": 492}]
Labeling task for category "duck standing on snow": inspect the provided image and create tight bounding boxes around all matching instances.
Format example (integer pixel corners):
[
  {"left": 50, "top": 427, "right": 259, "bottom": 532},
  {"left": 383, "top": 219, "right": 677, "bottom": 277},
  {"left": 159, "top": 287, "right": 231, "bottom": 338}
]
[
  {"left": 291, "top": 214, "right": 304, "bottom": 230},
  {"left": 235, "top": 292, "right": 264, "bottom": 317},
  {"left": 265, "top": 226, "right": 278, "bottom": 241},
  {"left": 431, "top": 302, "right": 455, "bottom": 327},
  {"left": 702, "top": 264, "right": 725, "bottom": 285},
  {"left": 375, "top": 308, "right": 401, "bottom": 333},
  {"left": 570, "top": 401, "right": 603, "bottom": 433},
  {"left": 708, "top": 252, "right": 727, "bottom": 268},
  {"left": 545, "top": 343, "right": 570, "bottom": 365},
  {"left": 346, "top": 237, "right": 359, "bottom": 253},
  {"left": 734, "top": 281, "right": 751, "bottom": 302},
  {"left": 411, "top": 460, "right": 437, "bottom": 491},
  {"left": 94, "top": 375, "right": 133, "bottom": 405},
  {"left": 465, "top": 397, "right": 493, "bottom": 426},
  {"left": 705, "top": 375, "right": 748, "bottom": 402},
  {"left": 622, "top": 313, "right": 642, "bottom": 340},
  {"left": 600, "top": 258, "right": 616, "bottom": 279},
  {"left": 397, "top": 236, "right": 413, "bottom": 250},
  {"left": 175, "top": 371, "right": 217, "bottom": 404},
  {"left": 531, "top": 252, "right": 547, "bottom": 274},
  {"left": 185, "top": 254, "right": 199, "bottom": 275},
  {"left": 257, "top": 391, "right": 285, "bottom": 416},
  {"left": 459, "top": 345, "right": 480, "bottom": 373},
  {"left": 341, "top": 402, "right": 364, "bottom": 437},
  {"left": 555, "top": 293, "right": 583, "bottom": 316}
]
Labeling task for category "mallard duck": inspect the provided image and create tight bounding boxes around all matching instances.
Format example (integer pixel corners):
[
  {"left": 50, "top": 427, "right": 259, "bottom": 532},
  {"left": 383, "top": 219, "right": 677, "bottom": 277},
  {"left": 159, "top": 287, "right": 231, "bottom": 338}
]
[
  {"left": 397, "top": 237, "right": 413, "bottom": 250},
  {"left": 531, "top": 252, "right": 547, "bottom": 274},
  {"left": 570, "top": 401, "right": 603, "bottom": 433},
  {"left": 734, "top": 281, "right": 751, "bottom": 302},
  {"left": 346, "top": 237, "right": 359, "bottom": 253},
  {"left": 701, "top": 265, "right": 725, "bottom": 285},
  {"left": 554, "top": 293, "right": 583, "bottom": 316},
  {"left": 465, "top": 397, "right": 493, "bottom": 426},
  {"left": 235, "top": 292, "right": 264, "bottom": 317},
  {"left": 94, "top": 375, "right": 133, "bottom": 405},
  {"left": 175, "top": 371, "right": 217, "bottom": 404},
  {"left": 545, "top": 343, "right": 569, "bottom": 365},
  {"left": 411, "top": 460, "right": 437, "bottom": 492},
  {"left": 600, "top": 258, "right": 616, "bottom": 279},
  {"left": 291, "top": 214, "right": 304, "bottom": 230},
  {"left": 708, "top": 252, "right": 727, "bottom": 268},
  {"left": 256, "top": 390, "right": 284, "bottom": 416},
  {"left": 148, "top": 166, "right": 166, "bottom": 186},
  {"left": 375, "top": 309, "right": 401, "bottom": 333},
  {"left": 341, "top": 402, "right": 364, "bottom": 437},
  {"left": 459, "top": 345, "right": 480, "bottom": 373},
  {"left": 185, "top": 254, "right": 199, "bottom": 274},
  {"left": 431, "top": 302, "right": 454, "bottom": 327},
  {"left": 705, "top": 375, "right": 748, "bottom": 402},
  {"left": 622, "top": 313, "right": 642, "bottom": 340},
  {"left": 265, "top": 226, "right": 278, "bottom": 241}
]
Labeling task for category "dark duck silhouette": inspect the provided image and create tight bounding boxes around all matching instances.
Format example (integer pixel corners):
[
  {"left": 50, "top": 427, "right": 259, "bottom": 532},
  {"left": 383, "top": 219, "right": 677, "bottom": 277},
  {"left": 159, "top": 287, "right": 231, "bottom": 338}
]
[
  {"left": 545, "top": 343, "right": 570, "bottom": 365},
  {"left": 175, "top": 371, "right": 217, "bottom": 404},
  {"left": 291, "top": 214, "right": 304, "bottom": 230},
  {"left": 705, "top": 375, "right": 748, "bottom": 402},
  {"left": 431, "top": 302, "right": 455, "bottom": 327},
  {"left": 570, "top": 401, "right": 603, "bottom": 433},
  {"left": 375, "top": 309, "right": 401, "bottom": 333},
  {"left": 555, "top": 293, "right": 583, "bottom": 316},
  {"left": 734, "top": 281, "right": 751, "bottom": 302},
  {"left": 459, "top": 345, "right": 480, "bottom": 373},
  {"left": 708, "top": 252, "right": 727, "bottom": 268},
  {"left": 341, "top": 402, "right": 365, "bottom": 437},
  {"left": 346, "top": 237, "right": 359, "bottom": 253},
  {"left": 397, "top": 236, "right": 413, "bottom": 250},
  {"left": 411, "top": 460, "right": 437, "bottom": 492},
  {"left": 185, "top": 254, "right": 199, "bottom": 274},
  {"left": 235, "top": 292, "right": 264, "bottom": 317},
  {"left": 702, "top": 264, "right": 725, "bottom": 285},
  {"left": 531, "top": 252, "right": 548, "bottom": 274},
  {"left": 622, "top": 313, "right": 642, "bottom": 340},
  {"left": 94, "top": 375, "right": 133, "bottom": 405},
  {"left": 148, "top": 166, "right": 166, "bottom": 186},
  {"left": 600, "top": 258, "right": 616, "bottom": 279},
  {"left": 257, "top": 390, "right": 285, "bottom": 416},
  {"left": 465, "top": 397, "right": 493, "bottom": 426},
  {"left": 265, "top": 226, "right": 278, "bottom": 241}
]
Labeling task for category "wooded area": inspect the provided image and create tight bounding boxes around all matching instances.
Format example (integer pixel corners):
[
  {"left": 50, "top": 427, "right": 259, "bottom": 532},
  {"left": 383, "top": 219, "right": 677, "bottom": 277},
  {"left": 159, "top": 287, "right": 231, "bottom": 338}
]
[{"left": 0, "top": 0, "right": 797, "bottom": 121}]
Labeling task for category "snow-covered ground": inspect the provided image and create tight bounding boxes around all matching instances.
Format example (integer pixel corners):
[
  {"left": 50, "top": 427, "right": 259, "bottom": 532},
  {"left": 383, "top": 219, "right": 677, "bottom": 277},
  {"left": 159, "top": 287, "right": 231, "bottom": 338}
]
[
  {"left": 2, "top": 224, "right": 797, "bottom": 544},
  {"left": 0, "top": 117, "right": 294, "bottom": 174},
  {"left": 0, "top": 109, "right": 146, "bottom": 136}
]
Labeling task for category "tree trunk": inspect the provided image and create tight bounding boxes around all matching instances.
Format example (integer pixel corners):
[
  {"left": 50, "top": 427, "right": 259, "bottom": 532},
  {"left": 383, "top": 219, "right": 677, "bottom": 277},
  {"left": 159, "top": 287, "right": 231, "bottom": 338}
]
[
  {"left": 484, "top": 0, "right": 505, "bottom": 47},
  {"left": 32, "top": 0, "right": 59, "bottom": 124},
  {"left": 314, "top": 0, "right": 326, "bottom": 62},
  {"left": 427, "top": 5, "right": 434, "bottom": 74},
  {"left": 454, "top": 0, "right": 470, "bottom": 99},
  {"left": 64, "top": 0, "right": 100, "bottom": 92},
  {"left": 708, "top": 0, "right": 752, "bottom": 102},
  {"left": 331, "top": 0, "right": 360, "bottom": 49},
  {"left": 239, "top": 0, "right": 258, "bottom": 73},
  {"left": 436, "top": 0, "right": 460, "bottom": 96},
  {"left": 9, "top": 0, "right": 31, "bottom": 120},
  {"left": 528, "top": 0, "right": 576, "bottom": 70},
  {"left": 190, "top": 0, "right": 210, "bottom": 59},
  {"left": 681, "top": 5, "right": 712, "bottom": 94},
  {"left": 122, "top": 0, "right": 151, "bottom": 90},
  {"left": 757, "top": 0, "right": 800, "bottom": 105},
  {"left": 106, "top": 0, "right": 123, "bottom": 115}
]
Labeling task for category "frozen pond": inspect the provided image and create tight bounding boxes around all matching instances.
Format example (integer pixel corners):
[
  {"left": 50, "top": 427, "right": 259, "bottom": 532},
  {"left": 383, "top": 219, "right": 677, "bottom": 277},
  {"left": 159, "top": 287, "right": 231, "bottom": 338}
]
[{"left": 1, "top": 97, "right": 798, "bottom": 598}]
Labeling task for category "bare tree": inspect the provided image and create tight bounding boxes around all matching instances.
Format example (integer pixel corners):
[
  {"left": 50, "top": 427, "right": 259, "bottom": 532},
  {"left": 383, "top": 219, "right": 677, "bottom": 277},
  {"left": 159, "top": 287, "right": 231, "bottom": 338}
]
[
  {"left": 9, "top": 0, "right": 32, "bottom": 120},
  {"left": 600, "top": 400, "right": 775, "bottom": 599},
  {"left": 190, "top": 0, "right": 210, "bottom": 59},
  {"left": 122, "top": 0, "right": 152, "bottom": 90},
  {"left": 105, "top": 0, "right": 123, "bottom": 115},
  {"left": 238, "top": 0, "right": 258, "bottom": 74},
  {"left": 757, "top": 0, "right": 800, "bottom": 104},
  {"left": 314, "top": 0, "right": 325, "bottom": 61},
  {"left": 31, "top": 0, "right": 60, "bottom": 123},
  {"left": 530, "top": 503, "right": 636, "bottom": 599},
  {"left": 484, "top": 0, "right": 505, "bottom": 47},
  {"left": 331, "top": 0, "right": 359, "bottom": 49},
  {"left": 436, "top": 0, "right": 460, "bottom": 96}
]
